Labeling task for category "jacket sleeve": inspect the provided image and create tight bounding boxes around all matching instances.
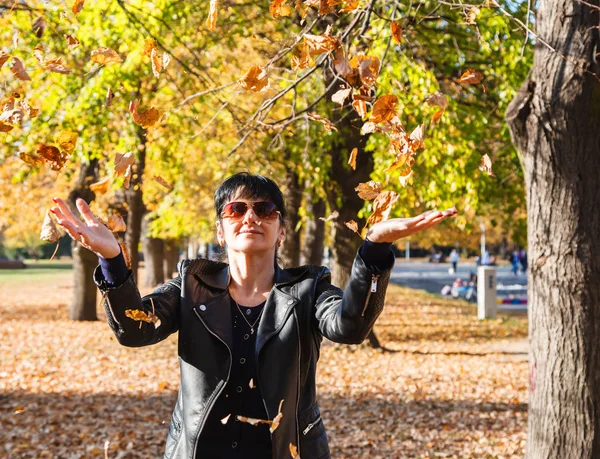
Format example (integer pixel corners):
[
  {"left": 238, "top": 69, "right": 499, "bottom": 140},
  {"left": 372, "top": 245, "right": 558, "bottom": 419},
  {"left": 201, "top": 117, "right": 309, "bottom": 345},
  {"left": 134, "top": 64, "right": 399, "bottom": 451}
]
[
  {"left": 313, "top": 249, "right": 394, "bottom": 344},
  {"left": 93, "top": 260, "right": 188, "bottom": 347}
]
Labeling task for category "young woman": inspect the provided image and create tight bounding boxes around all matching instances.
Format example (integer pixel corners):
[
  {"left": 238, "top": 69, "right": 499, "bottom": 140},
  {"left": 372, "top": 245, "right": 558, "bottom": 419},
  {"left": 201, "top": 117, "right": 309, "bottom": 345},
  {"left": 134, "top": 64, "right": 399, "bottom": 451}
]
[{"left": 51, "top": 173, "right": 456, "bottom": 459}]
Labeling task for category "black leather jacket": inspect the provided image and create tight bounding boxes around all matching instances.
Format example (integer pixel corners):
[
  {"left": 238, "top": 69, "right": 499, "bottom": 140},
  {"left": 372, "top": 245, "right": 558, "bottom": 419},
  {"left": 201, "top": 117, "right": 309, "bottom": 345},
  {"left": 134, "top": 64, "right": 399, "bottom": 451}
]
[{"left": 94, "top": 249, "right": 394, "bottom": 459}]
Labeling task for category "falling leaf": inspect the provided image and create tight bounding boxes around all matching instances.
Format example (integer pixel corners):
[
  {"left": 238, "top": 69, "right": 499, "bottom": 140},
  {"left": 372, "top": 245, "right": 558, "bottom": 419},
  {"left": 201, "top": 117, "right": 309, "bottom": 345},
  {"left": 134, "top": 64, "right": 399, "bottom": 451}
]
[
  {"left": 307, "top": 113, "right": 337, "bottom": 132},
  {"left": 72, "top": 0, "right": 85, "bottom": 14},
  {"left": 399, "top": 169, "right": 413, "bottom": 187},
  {"left": 291, "top": 43, "right": 311, "bottom": 71},
  {"left": 331, "top": 87, "right": 352, "bottom": 106},
  {"left": 55, "top": 130, "right": 78, "bottom": 154},
  {"left": 355, "top": 180, "right": 382, "bottom": 200},
  {"left": 249, "top": 378, "right": 255, "bottom": 389},
  {"left": 360, "top": 121, "right": 380, "bottom": 135},
  {"left": 319, "top": 210, "right": 339, "bottom": 222},
  {"left": 391, "top": 22, "right": 402, "bottom": 45},
  {"left": 162, "top": 52, "right": 171, "bottom": 69},
  {"left": 270, "top": 399, "right": 284, "bottom": 433},
  {"left": 150, "top": 48, "right": 163, "bottom": 77},
  {"left": 237, "top": 66, "right": 270, "bottom": 92},
  {"left": 333, "top": 47, "right": 351, "bottom": 76},
  {"left": 457, "top": 68, "right": 483, "bottom": 84},
  {"left": 221, "top": 414, "right": 231, "bottom": 424},
  {"left": 20, "top": 100, "right": 39, "bottom": 119},
  {"left": 354, "top": 56, "right": 380, "bottom": 86},
  {"left": 153, "top": 175, "right": 172, "bottom": 190},
  {"left": 426, "top": 91, "right": 448, "bottom": 109},
  {"left": 11, "top": 58, "right": 31, "bottom": 81},
  {"left": 348, "top": 148, "right": 358, "bottom": 170},
  {"left": 91, "top": 47, "right": 123, "bottom": 66},
  {"left": 90, "top": 177, "right": 111, "bottom": 195},
  {"left": 479, "top": 154, "right": 495, "bottom": 176},
  {"left": 0, "top": 51, "right": 9, "bottom": 69},
  {"left": 40, "top": 210, "right": 65, "bottom": 243},
  {"left": 143, "top": 38, "right": 158, "bottom": 57},
  {"left": 14, "top": 409, "right": 26, "bottom": 415},
  {"left": 37, "top": 144, "right": 67, "bottom": 171},
  {"left": 32, "top": 17, "right": 47, "bottom": 38},
  {"left": 345, "top": 220, "right": 360, "bottom": 236},
  {"left": 107, "top": 213, "right": 126, "bottom": 232},
  {"left": 366, "top": 191, "right": 399, "bottom": 226},
  {"left": 339, "top": 0, "right": 359, "bottom": 12},
  {"left": 352, "top": 99, "right": 367, "bottom": 120},
  {"left": 106, "top": 87, "right": 114, "bottom": 107},
  {"left": 19, "top": 152, "right": 44, "bottom": 166},
  {"left": 270, "top": 0, "right": 292, "bottom": 17},
  {"left": 64, "top": 34, "right": 80, "bottom": 48},
  {"left": 207, "top": 0, "right": 218, "bottom": 30},
  {"left": 409, "top": 124, "right": 425, "bottom": 149},
  {"left": 0, "top": 122, "right": 13, "bottom": 132},
  {"left": 123, "top": 166, "right": 132, "bottom": 189},
  {"left": 289, "top": 443, "right": 300, "bottom": 459},
  {"left": 304, "top": 33, "right": 340, "bottom": 56},
  {"left": 236, "top": 415, "right": 272, "bottom": 426},
  {"left": 114, "top": 152, "right": 135, "bottom": 176},
  {"left": 129, "top": 100, "right": 160, "bottom": 128},
  {"left": 370, "top": 95, "right": 398, "bottom": 123},
  {"left": 120, "top": 240, "right": 132, "bottom": 269},
  {"left": 124, "top": 309, "right": 161, "bottom": 328}
]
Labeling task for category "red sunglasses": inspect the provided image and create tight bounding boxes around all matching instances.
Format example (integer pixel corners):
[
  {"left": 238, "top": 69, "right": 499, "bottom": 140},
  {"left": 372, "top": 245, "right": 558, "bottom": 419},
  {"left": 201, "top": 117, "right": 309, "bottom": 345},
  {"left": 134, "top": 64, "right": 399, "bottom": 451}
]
[{"left": 221, "top": 201, "right": 280, "bottom": 221}]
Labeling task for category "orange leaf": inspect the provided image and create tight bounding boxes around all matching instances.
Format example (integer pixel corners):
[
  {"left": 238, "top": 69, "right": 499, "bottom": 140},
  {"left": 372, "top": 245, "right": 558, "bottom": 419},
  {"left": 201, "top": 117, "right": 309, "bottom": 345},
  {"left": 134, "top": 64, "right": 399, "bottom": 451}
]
[
  {"left": 304, "top": 33, "right": 340, "bottom": 56},
  {"left": 0, "top": 51, "right": 9, "bottom": 69},
  {"left": 289, "top": 443, "right": 300, "bottom": 458},
  {"left": 106, "top": 87, "right": 115, "bottom": 107},
  {"left": 399, "top": 169, "right": 413, "bottom": 187},
  {"left": 19, "top": 152, "right": 44, "bottom": 166},
  {"left": 307, "top": 113, "right": 337, "bottom": 132},
  {"left": 207, "top": 0, "right": 218, "bottom": 30},
  {"left": 129, "top": 100, "right": 160, "bottom": 128},
  {"left": 354, "top": 180, "right": 382, "bottom": 200},
  {"left": 10, "top": 58, "right": 31, "bottom": 81},
  {"left": 333, "top": 47, "right": 352, "bottom": 76},
  {"left": 291, "top": 43, "right": 312, "bottom": 71},
  {"left": 37, "top": 144, "right": 67, "bottom": 171},
  {"left": 270, "top": 400, "right": 284, "bottom": 433},
  {"left": 64, "top": 34, "right": 80, "bottom": 48},
  {"left": 339, "top": 0, "right": 359, "bottom": 12},
  {"left": 457, "top": 68, "right": 483, "bottom": 84},
  {"left": 345, "top": 220, "right": 361, "bottom": 236},
  {"left": 409, "top": 124, "right": 425, "bottom": 149},
  {"left": 120, "top": 241, "right": 132, "bottom": 269},
  {"left": 124, "top": 308, "right": 161, "bottom": 328},
  {"left": 114, "top": 152, "right": 135, "bottom": 176},
  {"left": 221, "top": 414, "right": 231, "bottom": 424},
  {"left": 391, "top": 22, "right": 402, "bottom": 45},
  {"left": 352, "top": 99, "right": 367, "bottom": 120},
  {"left": 348, "top": 148, "right": 358, "bottom": 170},
  {"left": 90, "top": 177, "right": 111, "bottom": 196},
  {"left": 143, "top": 38, "right": 158, "bottom": 57},
  {"left": 153, "top": 175, "right": 173, "bottom": 190},
  {"left": 479, "top": 154, "right": 495, "bottom": 176},
  {"left": 0, "top": 122, "right": 13, "bottom": 132},
  {"left": 91, "top": 47, "right": 123, "bottom": 66},
  {"left": 107, "top": 213, "right": 126, "bottom": 232},
  {"left": 238, "top": 66, "right": 270, "bottom": 92},
  {"left": 55, "top": 130, "right": 78, "bottom": 154},
  {"left": 370, "top": 95, "right": 398, "bottom": 123},
  {"left": 270, "top": 0, "right": 292, "bottom": 18},
  {"left": 236, "top": 415, "right": 271, "bottom": 426},
  {"left": 72, "top": 0, "right": 84, "bottom": 15},
  {"left": 366, "top": 191, "right": 399, "bottom": 226}
]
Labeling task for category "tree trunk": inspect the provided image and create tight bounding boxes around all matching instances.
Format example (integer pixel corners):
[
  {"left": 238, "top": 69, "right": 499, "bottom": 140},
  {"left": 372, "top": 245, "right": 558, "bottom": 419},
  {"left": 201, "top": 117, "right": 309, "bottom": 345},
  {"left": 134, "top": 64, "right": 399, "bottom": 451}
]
[
  {"left": 279, "top": 168, "right": 302, "bottom": 268},
  {"left": 142, "top": 215, "right": 165, "bottom": 287},
  {"left": 163, "top": 239, "right": 180, "bottom": 278},
  {"left": 506, "top": 2, "right": 600, "bottom": 457},
  {"left": 67, "top": 160, "right": 99, "bottom": 321},
  {"left": 303, "top": 197, "right": 326, "bottom": 265}
]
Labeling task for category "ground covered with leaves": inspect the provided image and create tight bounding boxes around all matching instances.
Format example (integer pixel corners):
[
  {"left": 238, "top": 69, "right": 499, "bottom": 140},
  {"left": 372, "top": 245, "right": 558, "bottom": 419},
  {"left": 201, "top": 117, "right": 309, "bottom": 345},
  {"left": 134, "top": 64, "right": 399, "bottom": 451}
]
[{"left": 0, "top": 264, "right": 528, "bottom": 458}]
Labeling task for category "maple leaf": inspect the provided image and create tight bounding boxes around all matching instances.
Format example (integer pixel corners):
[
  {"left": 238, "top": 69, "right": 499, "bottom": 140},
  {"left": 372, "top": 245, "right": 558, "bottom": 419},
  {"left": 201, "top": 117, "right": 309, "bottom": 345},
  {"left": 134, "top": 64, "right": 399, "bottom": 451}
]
[
  {"left": 270, "top": 0, "right": 292, "bottom": 18},
  {"left": 304, "top": 33, "right": 340, "bottom": 56},
  {"left": 0, "top": 122, "right": 12, "bottom": 132},
  {"left": 124, "top": 308, "right": 161, "bottom": 329},
  {"left": 72, "top": 0, "right": 85, "bottom": 15},
  {"left": 289, "top": 443, "right": 300, "bottom": 459},
  {"left": 129, "top": 100, "right": 160, "bottom": 128},
  {"left": 355, "top": 180, "right": 382, "bottom": 200},
  {"left": 40, "top": 210, "right": 65, "bottom": 243},
  {"left": 319, "top": 210, "right": 339, "bottom": 222},
  {"left": 37, "top": 144, "right": 67, "bottom": 171},
  {"left": 0, "top": 51, "right": 9, "bottom": 69},
  {"left": 333, "top": 48, "right": 352, "bottom": 76},
  {"left": 458, "top": 68, "right": 484, "bottom": 84},
  {"left": 90, "top": 177, "right": 111, "bottom": 195},
  {"left": 207, "top": 0, "right": 218, "bottom": 31},
  {"left": 366, "top": 191, "right": 399, "bottom": 226},
  {"left": 331, "top": 87, "right": 352, "bottom": 106},
  {"left": 307, "top": 113, "right": 337, "bottom": 132},
  {"left": 64, "top": 34, "right": 80, "bottom": 48},
  {"left": 345, "top": 220, "right": 360, "bottom": 236},
  {"left": 114, "top": 152, "right": 135, "bottom": 176},
  {"left": 479, "top": 154, "right": 495, "bottom": 176},
  {"left": 370, "top": 95, "right": 398, "bottom": 124},
  {"left": 352, "top": 99, "right": 367, "bottom": 120},
  {"left": 391, "top": 22, "right": 402, "bottom": 45},
  {"left": 399, "top": 169, "right": 413, "bottom": 187},
  {"left": 153, "top": 175, "right": 173, "bottom": 190},
  {"left": 237, "top": 66, "right": 270, "bottom": 92},
  {"left": 221, "top": 414, "right": 231, "bottom": 424},
  {"left": 91, "top": 47, "right": 123, "bottom": 66},
  {"left": 107, "top": 213, "right": 126, "bottom": 232},
  {"left": 55, "top": 130, "right": 78, "bottom": 154},
  {"left": 348, "top": 148, "right": 358, "bottom": 170},
  {"left": 270, "top": 400, "right": 284, "bottom": 433},
  {"left": 32, "top": 17, "right": 47, "bottom": 38},
  {"left": 339, "top": 0, "right": 359, "bottom": 12},
  {"left": 10, "top": 58, "right": 31, "bottom": 81}
]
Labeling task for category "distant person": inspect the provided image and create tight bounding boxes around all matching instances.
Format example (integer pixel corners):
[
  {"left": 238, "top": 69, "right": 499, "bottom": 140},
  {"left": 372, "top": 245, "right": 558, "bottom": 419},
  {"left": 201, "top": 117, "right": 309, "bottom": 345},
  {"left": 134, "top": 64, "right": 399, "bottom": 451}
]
[
  {"left": 482, "top": 250, "right": 490, "bottom": 266},
  {"left": 511, "top": 250, "right": 520, "bottom": 275},
  {"left": 449, "top": 249, "right": 459, "bottom": 274},
  {"left": 519, "top": 249, "right": 527, "bottom": 274}
]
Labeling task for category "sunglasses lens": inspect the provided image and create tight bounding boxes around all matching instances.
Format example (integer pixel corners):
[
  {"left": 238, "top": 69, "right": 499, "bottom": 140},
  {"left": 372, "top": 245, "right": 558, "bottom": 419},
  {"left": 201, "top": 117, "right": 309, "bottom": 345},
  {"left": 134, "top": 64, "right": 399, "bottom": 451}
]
[
  {"left": 254, "top": 202, "right": 278, "bottom": 219},
  {"left": 222, "top": 202, "right": 248, "bottom": 219},
  {"left": 221, "top": 201, "right": 279, "bottom": 220}
]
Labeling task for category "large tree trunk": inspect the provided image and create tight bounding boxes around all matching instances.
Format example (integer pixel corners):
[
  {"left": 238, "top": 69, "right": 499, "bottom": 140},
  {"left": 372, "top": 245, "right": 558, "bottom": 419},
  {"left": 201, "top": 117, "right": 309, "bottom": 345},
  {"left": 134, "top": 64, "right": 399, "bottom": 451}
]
[
  {"left": 303, "top": 197, "right": 326, "bottom": 265},
  {"left": 506, "top": 2, "right": 600, "bottom": 457},
  {"left": 142, "top": 215, "right": 165, "bottom": 287},
  {"left": 163, "top": 239, "right": 180, "bottom": 279},
  {"left": 67, "top": 160, "right": 99, "bottom": 321},
  {"left": 279, "top": 168, "right": 302, "bottom": 268}
]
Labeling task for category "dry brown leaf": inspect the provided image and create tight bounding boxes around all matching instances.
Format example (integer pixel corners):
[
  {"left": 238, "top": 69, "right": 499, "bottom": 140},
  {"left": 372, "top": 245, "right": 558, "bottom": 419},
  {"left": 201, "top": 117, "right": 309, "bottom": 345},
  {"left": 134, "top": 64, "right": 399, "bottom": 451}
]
[
  {"left": 344, "top": 220, "right": 360, "bottom": 236},
  {"left": 106, "top": 87, "right": 114, "bottom": 107},
  {"left": 318, "top": 0, "right": 334, "bottom": 15},
  {"left": 366, "top": 191, "right": 399, "bottom": 226},
  {"left": 20, "top": 100, "right": 39, "bottom": 119},
  {"left": 352, "top": 99, "right": 367, "bottom": 120},
  {"left": 270, "top": 399, "right": 284, "bottom": 433},
  {"left": 399, "top": 169, "right": 413, "bottom": 187},
  {"left": 458, "top": 68, "right": 484, "bottom": 84},
  {"left": 479, "top": 154, "right": 495, "bottom": 176},
  {"left": 91, "top": 47, "right": 123, "bottom": 66},
  {"left": 356, "top": 56, "right": 380, "bottom": 86},
  {"left": 0, "top": 122, "right": 13, "bottom": 132},
  {"left": 270, "top": 0, "right": 292, "bottom": 17},
  {"left": 370, "top": 95, "right": 398, "bottom": 124},
  {"left": 307, "top": 113, "right": 337, "bottom": 132},
  {"left": 207, "top": 0, "right": 218, "bottom": 31},
  {"left": 37, "top": 144, "right": 67, "bottom": 171},
  {"left": 120, "top": 240, "right": 132, "bottom": 269},
  {"left": 64, "top": 34, "right": 80, "bottom": 48},
  {"left": 123, "top": 166, "right": 132, "bottom": 189},
  {"left": 289, "top": 443, "right": 300, "bottom": 458},
  {"left": 19, "top": 152, "right": 45, "bottom": 166},
  {"left": 339, "top": 0, "right": 359, "bottom": 12},
  {"left": 291, "top": 43, "right": 312, "bottom": 71},
  {"left": 236, "top": 415, "right": 271, "bottom": 426},
  {"left": 40, "top": 210, "right": 65, "bottom": 243},
  {"left": 319, "top": 210, "right": 339, "bottom": 222},
  {"left": 409, "top": 124, "right": 425, "bottom": 149},
  {"left": 55, "top": 130, "right": 78, "bottom": 154},
  {"left": 72, "top": 0, "right": 85, "bottom": 15},
  {"left": 348, "top": 147, "right": 358, "bottom": 170},
  {"left": 143, "top": 38, "right": 158, "bottom": 57},
  {"left": 391, "top": 22, "right": 402, "bottom": 45},
  {"left": 354, "top": 180, "right": 382, "bottom": 200},
  {"left": 153, "top": 175, "right": 172, "bottom": 191},
  {"left": 237, "top": 66, "right": 270, "bottom": 92},
  {"left": 32, "top": 17, "right": 47, "bottom": 38},
  {"left": 150, "top": 48, "right": 163, "bottom": 77},
  {"left": 129, "top": 100, "right": 160, "bottom": 128},
  {"left": 426, "top": 91, "right": 448, "bottom": 109},
  {"left": 124, "top": 308, "right": 161, "bottom": 328},
  {"left": 221, "top": 414, "right": 231, "bottom": 425},
  {"left": 90, "top": 177, "right": 111, "bottom": 195},
  {"left": 107, "top": 213, "right": 126, "bottom": 232},
  {"left": 11, "top": 58, "right": 31, "bottom": 81},
  {"left": 114, "top": 152, "right": 135, "bottom": 176},
  {"left": 304, "top": 33, "right": 340, "bottom": 56},
  {"left": 331, "top": 87, "right": 352, "bottom": 107},
  {"left": 333, "top": 47, "right": 352, "bottom": 76},
  {"left": 360, "top": 121, "right": 380, "bottom": 135},
  {"left": 0, "top": 51, "right": 9, "bottom": 69}
]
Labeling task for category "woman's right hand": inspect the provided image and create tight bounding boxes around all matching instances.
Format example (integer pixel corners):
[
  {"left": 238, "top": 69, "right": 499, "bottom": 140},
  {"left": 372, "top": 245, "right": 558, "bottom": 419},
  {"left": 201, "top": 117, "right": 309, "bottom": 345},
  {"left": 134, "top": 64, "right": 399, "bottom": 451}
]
[{"left": 50, "top": 197, "right": 122, "bottom": 259}]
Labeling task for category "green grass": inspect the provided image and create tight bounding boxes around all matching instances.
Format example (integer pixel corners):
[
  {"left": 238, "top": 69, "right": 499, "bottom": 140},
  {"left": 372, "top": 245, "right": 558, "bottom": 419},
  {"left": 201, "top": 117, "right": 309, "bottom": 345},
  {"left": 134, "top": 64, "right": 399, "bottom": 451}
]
[{"left": 0, "top": 259, "right": 73, "bottom": 286}]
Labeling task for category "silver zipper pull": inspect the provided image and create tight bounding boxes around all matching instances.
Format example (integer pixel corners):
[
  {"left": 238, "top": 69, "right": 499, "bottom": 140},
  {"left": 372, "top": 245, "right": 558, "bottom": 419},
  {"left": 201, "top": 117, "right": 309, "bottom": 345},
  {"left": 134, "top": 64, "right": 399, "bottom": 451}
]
[
  {"left": 302, "top": 416, "right": 321, "bottom": 435},
  {"left": 370, "top": 274, "right": 379, "bottom": 293}
]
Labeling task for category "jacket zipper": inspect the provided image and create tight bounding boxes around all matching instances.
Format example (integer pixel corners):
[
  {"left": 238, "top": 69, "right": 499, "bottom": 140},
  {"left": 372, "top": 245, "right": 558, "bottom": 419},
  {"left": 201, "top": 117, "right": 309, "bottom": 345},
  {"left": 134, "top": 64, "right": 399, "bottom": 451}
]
[
  {"left": 302, "top": 416, "right": 322, "bottom": 435},
  {"left": 294, "top": 309, "right": 301, "bottom": 456},
  {"left": 361, "top": 274, "right": 380, "bottom": 317},
  {"left": 192, "top": 308, "right": 232, "bottom": 459}
]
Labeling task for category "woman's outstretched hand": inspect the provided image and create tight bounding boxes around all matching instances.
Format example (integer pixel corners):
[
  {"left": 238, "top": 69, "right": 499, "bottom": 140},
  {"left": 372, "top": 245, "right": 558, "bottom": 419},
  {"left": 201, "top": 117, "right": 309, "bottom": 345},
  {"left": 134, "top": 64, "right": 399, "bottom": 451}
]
[
  {"left": 50, "top": 197, "right": 122, "bottom": 259},
  {"left": 366, "top": 208, "right": 458, "bottom": 243}
]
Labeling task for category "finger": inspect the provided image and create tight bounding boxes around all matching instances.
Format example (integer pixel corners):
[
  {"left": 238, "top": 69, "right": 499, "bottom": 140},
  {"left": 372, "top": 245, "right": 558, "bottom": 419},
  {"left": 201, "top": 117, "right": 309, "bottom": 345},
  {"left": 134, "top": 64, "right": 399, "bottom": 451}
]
[
  {"left": 50, "top": 209, "right": 82, "bottom": 242},
  {"left": 441, "top": 208, "right": 457, "bottom": 217},
  {"left": 52, "top": 197, "right": 81, "bottom": 228},
  {"left": 76, "top": 198, "right": 99, "bottom": 226}
]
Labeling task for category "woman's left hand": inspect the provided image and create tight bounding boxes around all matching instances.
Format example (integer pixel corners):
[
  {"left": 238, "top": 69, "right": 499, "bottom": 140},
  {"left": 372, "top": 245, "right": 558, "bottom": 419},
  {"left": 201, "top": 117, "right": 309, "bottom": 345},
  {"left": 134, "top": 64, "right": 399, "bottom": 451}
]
[{"left": 365, "top": 208, "right": 457, "bottom": 243}]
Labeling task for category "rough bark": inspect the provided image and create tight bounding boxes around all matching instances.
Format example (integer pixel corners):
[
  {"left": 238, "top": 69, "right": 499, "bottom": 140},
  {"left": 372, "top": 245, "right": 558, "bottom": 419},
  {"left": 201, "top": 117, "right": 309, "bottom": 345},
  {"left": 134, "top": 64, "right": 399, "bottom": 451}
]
[
  {"left": 67, "top": 160, "right": 99, "bottom": 321},
  {"left": 142, "top": 215, "right": 165, "bottom": 287},
  {"left": 506, "top": 2, "right": 600, "bottom": 457},
  {"left": 279, "top": 168, "right": 302, "bottom": 268},
  {"left": 163, "top": 239, "right": 180, "bottom": 278},
  {"left": 303, "top": 197, "right": 326, "bottom": 265}
]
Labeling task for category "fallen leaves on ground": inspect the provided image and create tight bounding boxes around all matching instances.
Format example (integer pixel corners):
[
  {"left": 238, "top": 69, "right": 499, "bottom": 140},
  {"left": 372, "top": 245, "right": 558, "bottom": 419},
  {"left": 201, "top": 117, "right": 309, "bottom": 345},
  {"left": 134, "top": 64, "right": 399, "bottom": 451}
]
[{"left": 0, "top": 268, "right": 527, "bottom": 458}]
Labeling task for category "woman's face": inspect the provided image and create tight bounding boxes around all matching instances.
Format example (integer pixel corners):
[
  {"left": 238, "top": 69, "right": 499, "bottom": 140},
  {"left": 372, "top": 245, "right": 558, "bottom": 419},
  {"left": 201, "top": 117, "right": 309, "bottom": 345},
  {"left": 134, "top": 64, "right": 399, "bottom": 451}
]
[{"left": 216, "top": 189, "right": 285, "bottom": 255}]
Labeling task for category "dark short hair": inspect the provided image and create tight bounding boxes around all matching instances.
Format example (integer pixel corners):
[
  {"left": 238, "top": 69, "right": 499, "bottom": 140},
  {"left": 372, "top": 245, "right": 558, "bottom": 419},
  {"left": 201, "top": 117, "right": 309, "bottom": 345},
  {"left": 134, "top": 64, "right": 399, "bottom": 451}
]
[{"left": 214, "top": 172, "right": 287, "bottom": 223}]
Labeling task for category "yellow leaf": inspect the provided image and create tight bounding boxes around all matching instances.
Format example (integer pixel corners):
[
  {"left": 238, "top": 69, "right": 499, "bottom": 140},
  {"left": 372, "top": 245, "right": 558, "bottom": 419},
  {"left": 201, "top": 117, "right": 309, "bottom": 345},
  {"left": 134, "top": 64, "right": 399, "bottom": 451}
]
[
  {"left": 270, "top": 0, "right": 292, "bottom": 18},
  {"left": 90, "top": 177, "right": 111, "bottom": 195},
  {"left": 339, "top": 0, "right": 359, "bottom": 12},
  {"left": 124, "top": 308, "right": 161, "bottom": 328},
  {"left": 207, "top": 0, "right": 219, "bottom": 30},
  {"left": 55, "top": 130, "right": 78, "bottom": 154},
  {"left": 129, "top": 100, "right": 160, "bottom": 128},
  {"left": 91, "top": 47, "right": 123, "bottom": 66},
  {"left": 107, "top": 213, "right": 126, "bottom": 232},
  {"left": 19, "top": 152, "right": 44, "bottom": 166}
]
